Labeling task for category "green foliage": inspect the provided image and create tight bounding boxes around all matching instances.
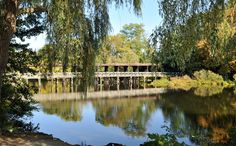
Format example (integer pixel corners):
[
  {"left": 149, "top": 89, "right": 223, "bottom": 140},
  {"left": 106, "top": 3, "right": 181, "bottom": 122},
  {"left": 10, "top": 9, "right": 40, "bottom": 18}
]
[
  {"left": 8, "top": 45, "right": 39, "bottom": 73},
  {"left": 193, "top": 70, "right": 228, "bottom": 87},
  {"left": 120, "top": 23, "right": 153, "bottom": 63},
  {"left": 44, "top": 0, "right": 142, "bottom": 88},
  {"left": 0, "top": 74, "right": 37, "bottom": 133},
  {"left": 193, "top": 70, "right": 224, "bottom": 82},
  {"left": 142, "top": 125, "right": 187, "bottom": 146},
  {"left": 151, "top": 0, "right": 236, "bottom": 76},
  {"left": 150, "top": 78, "right": 169, "bottom": 87},
  {"left": 229, "top": 129, "right": 236, "bottom": 145},
  {"left": 0, "top": 11, "right": 41, "bottom": 134},
  {"left": 1, "top": 0, "right": 143, "bottom": 91},
  {"left": 233, "top": 74, "right": 236, "bottom": 81},
  {"left": 151, "top": 70, "right": 234, "bottom": 96},
  {"left": 96, "top": 23, "right": 153, "bottom": 64},
  {"left": 169, "top": 75, "right": 197, "bottom": 91},
  {"left": 142, "top": 133, "right": 186, "bottom": 146}
]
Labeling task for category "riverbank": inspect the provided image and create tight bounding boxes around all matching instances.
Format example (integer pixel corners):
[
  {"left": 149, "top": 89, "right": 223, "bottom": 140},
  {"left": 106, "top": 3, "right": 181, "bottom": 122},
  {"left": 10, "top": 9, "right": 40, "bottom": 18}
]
[
  {"left": 0, "top": 133, "right": 73, "bottom": 146},
  {"left": 150, "top": 70, "right": 235, "bottom": 96}
]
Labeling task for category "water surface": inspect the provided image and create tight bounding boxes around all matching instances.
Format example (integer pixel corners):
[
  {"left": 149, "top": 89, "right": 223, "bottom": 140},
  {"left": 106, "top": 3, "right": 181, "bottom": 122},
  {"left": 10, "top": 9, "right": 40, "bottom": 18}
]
[{"left": 31, "top": 88, "right": 236, "bottom": 145}]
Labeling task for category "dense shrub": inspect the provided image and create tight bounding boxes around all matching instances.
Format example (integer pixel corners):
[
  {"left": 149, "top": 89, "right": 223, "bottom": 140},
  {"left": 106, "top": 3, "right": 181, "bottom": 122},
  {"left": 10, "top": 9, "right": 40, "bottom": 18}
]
[
  {"left": 141, "top": 133, "right": 186, "bottom": 146},
  {"left": 0, "top": 74, "right": 37, "bottom": 133},
  {"left": 233, "top": 74, "right": 236, "bottom": 81},
  {"left": 150, "top": 78, "right": 170, "bottom": 87},
  {"left": 168, "top": 75, "right": 196, "bottom": 91},
  {"left": 193, "top": 70, "right": 224, "bottom": 82},
  {"left": 151, "top": 70, "right": 233, "bottom": 96}
]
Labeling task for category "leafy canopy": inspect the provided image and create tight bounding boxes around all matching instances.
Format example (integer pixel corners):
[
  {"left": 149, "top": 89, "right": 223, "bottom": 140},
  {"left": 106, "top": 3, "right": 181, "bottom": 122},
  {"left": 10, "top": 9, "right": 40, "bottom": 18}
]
[{"left": 151, "top": 0, "right": 236, "bottom": 75}]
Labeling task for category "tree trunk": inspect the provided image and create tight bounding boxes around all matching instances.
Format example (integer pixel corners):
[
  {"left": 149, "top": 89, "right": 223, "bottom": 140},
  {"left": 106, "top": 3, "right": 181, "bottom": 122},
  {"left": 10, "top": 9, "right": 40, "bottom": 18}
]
[
  {"left": 0, "top": 0, "right": 18, "bottom": 98},
  {"left": 0, "top": 32, "right": 12, "bottom": 98}
]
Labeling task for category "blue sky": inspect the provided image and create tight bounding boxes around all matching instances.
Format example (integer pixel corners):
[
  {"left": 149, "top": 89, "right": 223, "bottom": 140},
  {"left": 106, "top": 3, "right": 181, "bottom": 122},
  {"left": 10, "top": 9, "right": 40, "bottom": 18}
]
[
  {"left": 109, "top": 0, "right": 161, "bottom": 35},
  {"left": 26, "top": 0, "right": 162, "bottom": 50}
]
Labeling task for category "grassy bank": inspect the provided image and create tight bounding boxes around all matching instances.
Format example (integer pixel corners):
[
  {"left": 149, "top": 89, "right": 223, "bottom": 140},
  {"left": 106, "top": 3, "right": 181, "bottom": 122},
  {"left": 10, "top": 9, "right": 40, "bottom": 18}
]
[{"left": 150, "top": 70, "right": 235, "bottom": 96}]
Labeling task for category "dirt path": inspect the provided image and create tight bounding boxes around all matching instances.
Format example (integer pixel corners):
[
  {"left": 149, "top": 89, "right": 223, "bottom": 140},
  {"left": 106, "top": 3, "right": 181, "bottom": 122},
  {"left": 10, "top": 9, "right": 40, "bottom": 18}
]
[{"left": 0, "top": 133, "right": 73, "bottom": 146}]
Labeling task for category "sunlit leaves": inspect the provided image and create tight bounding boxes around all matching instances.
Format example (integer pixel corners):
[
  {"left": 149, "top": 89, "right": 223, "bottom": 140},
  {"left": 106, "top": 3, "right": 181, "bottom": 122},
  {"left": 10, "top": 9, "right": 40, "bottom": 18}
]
[{"left": 152, "top": 0, "right": 236, "bottom": 74}]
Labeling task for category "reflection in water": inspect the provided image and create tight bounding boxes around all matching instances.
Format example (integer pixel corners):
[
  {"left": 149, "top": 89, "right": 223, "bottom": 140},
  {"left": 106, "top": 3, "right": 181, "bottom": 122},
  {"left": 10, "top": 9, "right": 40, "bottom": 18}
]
[
  {"left": 160, "top": 89, "right": 236, "bottom": 145},
  {"left": 41, "top": 100, "right": 86, "bottom": 121},
  {"left": 193, "top": 86, "right": 224, "bottom": 97},
  {"left": 35, "top": 88, "right": 236, "bottom": 145},
  {"left": 92, "top": 98, "right": 158, "bottom": 137},
  {"left": 40, "top": 97, "right": 159, "bottom": 137}
]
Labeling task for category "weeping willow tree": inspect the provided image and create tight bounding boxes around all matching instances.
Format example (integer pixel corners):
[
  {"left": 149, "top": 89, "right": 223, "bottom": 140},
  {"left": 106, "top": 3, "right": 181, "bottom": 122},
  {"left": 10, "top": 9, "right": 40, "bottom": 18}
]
[
  {"left": 0, "top": 0, "right": 142, "bottom": 97},
  {"left": 151, "top": 0, "right": 236, "bottom": 75}
]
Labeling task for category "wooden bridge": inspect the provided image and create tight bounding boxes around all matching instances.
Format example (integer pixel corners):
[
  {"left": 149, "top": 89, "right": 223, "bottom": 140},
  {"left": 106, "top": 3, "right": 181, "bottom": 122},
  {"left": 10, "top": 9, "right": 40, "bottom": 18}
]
[
  {"left": 23, "top": 63, "right": 178, "bottom": 79},
  {"left": 22, "top": 71, "right": 177, "bottom": 80},
  {"left": 22, "top": 63, "right": 179, "bottom": 92}
]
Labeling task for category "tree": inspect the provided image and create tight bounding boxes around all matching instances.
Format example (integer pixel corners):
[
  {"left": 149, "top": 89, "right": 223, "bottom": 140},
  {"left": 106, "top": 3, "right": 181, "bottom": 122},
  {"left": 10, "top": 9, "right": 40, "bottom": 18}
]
[
  {"left": 0, "top": 10, "right": 43, "bottom": 133},
  {"left": 97, "top": 34, "right": 140, "bottom": 64},
  {"left": 151, "top": 0, "right": 236, "bottom": 75},
  {"left": 120, "top": 23, "right": 153, "bottom": 63},
  {"left": 96, "top": 23, "right": 153, "bottom": 64},
  {"left": 0, "top": 0, "right": 143, "bottom": 97}
]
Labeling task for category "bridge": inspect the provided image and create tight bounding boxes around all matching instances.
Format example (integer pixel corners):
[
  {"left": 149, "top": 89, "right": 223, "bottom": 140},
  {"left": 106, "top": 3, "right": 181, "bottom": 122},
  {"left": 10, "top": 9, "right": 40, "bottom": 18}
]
[
  {"left": 22, "top": 63, "right": 179, "bottom": 92},
  {"left": 22, "top": 72, "right": 176, "bottom": 80}
]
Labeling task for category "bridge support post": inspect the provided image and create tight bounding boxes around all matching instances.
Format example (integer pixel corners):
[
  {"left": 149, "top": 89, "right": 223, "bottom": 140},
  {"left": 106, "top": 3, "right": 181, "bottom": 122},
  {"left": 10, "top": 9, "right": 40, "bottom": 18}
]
[
  {"left": 104, "top": 77, "right": 109, "bottom": 90},
  {"left": 38, "top": 77, "right": 41, "bottom": 92},
  {"left": 154, "top": 74, "right": 157, "bottom": 89},
  {"left": 117, "top": 77, "right": 120, "bottom": 90},
  {"left": 56, "top": 78, "right": 58, "bottom": 93},
  {"left": 129, "top": 77, "right": 133, "bottom": 90},
  {"left": 99, "top": 77, "right": 102, "bottom": 91},
  {"left": 71, "top": 77, "right": 74, "bottom": 92},
  {"left": 62, "top": 78, "right": 65, "bottom": 92},
  {"left": 50, "top": 77, "right": 53, "bottom": 93},
  {"left": 143, "top": 76, "right": 146, "bottom": 89}
]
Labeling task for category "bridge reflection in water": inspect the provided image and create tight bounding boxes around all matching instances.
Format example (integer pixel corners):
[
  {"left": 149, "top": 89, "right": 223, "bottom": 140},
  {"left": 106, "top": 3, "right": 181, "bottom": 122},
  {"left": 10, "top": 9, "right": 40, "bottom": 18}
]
[{"left": 33, "top": 88, "right": 166, "bottom": 101}]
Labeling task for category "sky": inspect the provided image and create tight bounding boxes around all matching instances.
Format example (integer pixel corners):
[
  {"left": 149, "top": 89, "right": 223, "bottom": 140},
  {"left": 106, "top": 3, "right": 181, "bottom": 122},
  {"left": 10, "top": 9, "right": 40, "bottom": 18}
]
[{"left": 25, "top": 0, "right": 162, "bottom": 50}]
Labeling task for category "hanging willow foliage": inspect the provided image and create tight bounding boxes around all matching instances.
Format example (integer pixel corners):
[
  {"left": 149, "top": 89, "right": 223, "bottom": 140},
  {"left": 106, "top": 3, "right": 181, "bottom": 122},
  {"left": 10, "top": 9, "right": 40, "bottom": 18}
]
[
  {"left": 10, "top": 0, "right": 142, "bottom": 91},
  {"left": 45, "top": 0, "right": 142, "bottom": 90}
]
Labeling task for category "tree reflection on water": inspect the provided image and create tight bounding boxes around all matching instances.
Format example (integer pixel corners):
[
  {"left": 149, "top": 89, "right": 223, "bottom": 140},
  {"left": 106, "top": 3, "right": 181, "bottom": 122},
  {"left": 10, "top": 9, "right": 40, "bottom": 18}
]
[
  {"left": 41, "top": 100, "right": 86, "bottom": 121},
  {"left": 92, "top": 98, "right": 159, "bottom": 137},
  {"left": 160, "top": 89, "right": 236, "bottom": 145},
  {"left": 39, "top": 88, "right": 236, "bottom": 145}
]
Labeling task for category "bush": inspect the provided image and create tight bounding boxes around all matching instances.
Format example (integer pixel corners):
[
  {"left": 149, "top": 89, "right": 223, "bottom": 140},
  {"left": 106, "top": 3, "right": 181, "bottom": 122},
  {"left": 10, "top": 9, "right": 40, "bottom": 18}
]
[
  {"left": 141, "top": 133, "right": 186, "bottom": 146},
  {"left": 0, "top": 74, "right": 37, "bottom": 134},
  {"left": 150, "top": 78, "right": 170, "bottom": 87},
  {"left": 233, "top": 74, "right": 236, "bottom": 81},
  {"left": 169, "top": 75, "right": 196, "bottom": 91},
  {"left": 150, "top": 70, "right": 232, "bottom": 95},
  {"left": 193, "top": 70, "right": 224, "bottom": 82}
]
